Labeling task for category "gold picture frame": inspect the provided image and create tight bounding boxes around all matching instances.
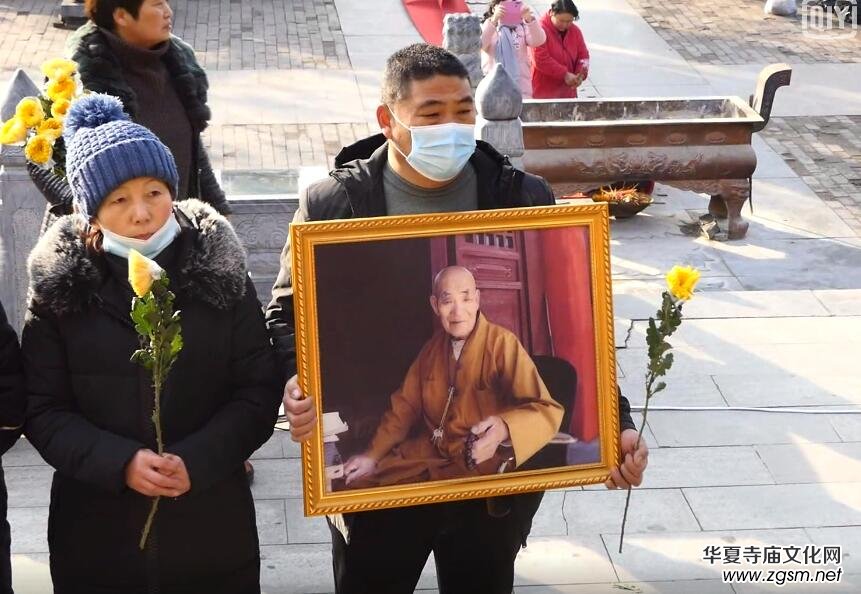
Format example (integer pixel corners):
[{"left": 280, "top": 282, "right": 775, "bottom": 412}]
[{"left": 292, "top": 203, "right": 620, "bottom": 516}]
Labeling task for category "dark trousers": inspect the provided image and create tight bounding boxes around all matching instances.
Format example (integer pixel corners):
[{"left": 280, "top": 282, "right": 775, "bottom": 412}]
[
  {"left": 0, "top": 466, "right": 12, "bottom": 594},
  {"left": 328, "top": 498, "right": 529, "bottom": 594}
]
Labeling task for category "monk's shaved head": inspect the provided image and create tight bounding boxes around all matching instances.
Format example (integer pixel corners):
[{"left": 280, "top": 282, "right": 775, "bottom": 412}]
[
  {"left": 432, "top": 266, "right": 476, "bottom": 298},
  {"left": 430, "top": 266, "right": 480, "bottom": 339}
]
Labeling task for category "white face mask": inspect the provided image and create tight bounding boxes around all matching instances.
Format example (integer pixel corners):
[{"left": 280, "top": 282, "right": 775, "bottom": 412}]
[
  {"left": 389, "top": 110, "right": 477, "bottom": 183},
  {"left": 100, "top": 213, "right": 181, "bottom": 260}
]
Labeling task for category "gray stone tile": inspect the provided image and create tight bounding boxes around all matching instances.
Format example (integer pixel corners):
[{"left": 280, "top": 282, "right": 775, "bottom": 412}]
[
  {"left": 8, "top": 507, "right": 48, "bottom": 554},
  {"left": 752, "top": 135, "right": 798, "bottom": 180},
  {"left": 830, "top": 412, "right": 861, "bottom": 442},
  {"left": 645, "top": 446, "right": 773, "bottom": 489},
  {"left": 805, "top": 526, "right": 861, "bottom": 575},
  {"left": 715, "top": 374, "right": 861, "bottom": 408},
  {"left": 285, "top": 498, "right": 330, "bottom": 544},
  {"left": 4, "top": 466, "right": 53, "bottom": 508},
  {"left": 617, "top": 342, "right": 859, "bottom": 380},
  {"left": 646, "top": 411, "right": 843, "bottom": 447},
  {"left": 756, "top": 443, "right": 861, "bottom": 484},
  {"left": 719, "top": 238, "right": 861, "bottom": 291},
  {"left": 563, "top": 489, "right": 700, "bottom": 535},
  {"left": 683, "top": 484, "right": 861, "bottom": 531},
  {"left": 814, "top": 289, "right": 861, "bottom": 316},
  {"left": 255, "top": 499, "right": 288, "bottom": 546},
  {"left": 618, "top": 374, "right": 728, "bottom": 408},
  {"left": 1, "top": 438, "right": 45, "bottom": 467},
  {"left": 260, "top": 544, "right": 334, "bottom": 594},
  {"left": 516, "top": 580, "right": 733, "bottom": 593},
  {"left": 11, "top": 553, "right": 52, "bottom": 594},
  {"left": 605, "top": 529, "right": 810, "bottom": 582},
  {"left": 250, "top": 459, "right": 302, "bottom": 500},
  {"left": 747, "top": 177, "right": 855, "bottom": 239},
  {"left": 513, "top": 535, "right": 618, "bottom": 585},
  {"left": 282, "top": 433, "right": 302, "bottom": 459},
  {"left": 251, "top": 432, "right": 288, "bottom": 461},
  {"left": 529, "top": 490, "right": 568, "bottom": 537},
  {"left": 615, "top": 285, "right": 830, "bottom": 324},
  {"left": 611, "top": 239, "right": 733, "bottom": 282},
  {"left": 626, "top": 317, "right": 861, "bottom": 350}
]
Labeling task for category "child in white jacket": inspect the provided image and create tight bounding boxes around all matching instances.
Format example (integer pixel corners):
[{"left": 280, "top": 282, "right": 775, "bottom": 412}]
[{"left": 481, "top": 1, "right": 547, "bottom": 98}]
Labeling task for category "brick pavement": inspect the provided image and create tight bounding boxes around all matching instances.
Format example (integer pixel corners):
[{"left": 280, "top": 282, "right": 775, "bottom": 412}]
[
  {"left": 760, "top": 115, "right": 861, "bottom": 235},
  {"left": 203, "top": 122, "right": 374, "bottom": 172},
  {"left": 627, "top": 0, "right": 861, "bottom": 65},
  {"left": 0, "top": 0, "right": 350, "bottom": 74}
]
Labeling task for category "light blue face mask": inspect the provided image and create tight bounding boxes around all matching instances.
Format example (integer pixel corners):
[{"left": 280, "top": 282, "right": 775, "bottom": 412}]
[
  {"left": 100, "top": 212, "right": 181, "bottom": 260},
  {"left": 389, "top": 110, "right": 477, "bottom": 183}
]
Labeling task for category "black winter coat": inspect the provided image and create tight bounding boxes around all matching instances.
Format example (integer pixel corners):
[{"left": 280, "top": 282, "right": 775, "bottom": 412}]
[
  {"left": 0, "top": 302, "right": 24, "bottom": 455},
  {"left": 264, "top": 134, "right": 636, "bottom": 546},
  {"left": 28, "top": 22, "right": 230, "bottom": 224},
  {"left": 22, "top": 200, "right": 280, "bottom": 593}
]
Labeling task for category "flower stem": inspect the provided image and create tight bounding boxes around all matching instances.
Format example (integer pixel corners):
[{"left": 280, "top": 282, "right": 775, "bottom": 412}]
[{"left": 138, "top": 495, "right": 161, "bottom": 550}]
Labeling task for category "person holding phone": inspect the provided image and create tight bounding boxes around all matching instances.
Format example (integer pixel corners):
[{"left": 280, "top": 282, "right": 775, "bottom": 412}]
[
  {"left": 531, "top": 0, "right": 590, "bottom": 99},
  {"left": 481, "top": 0, "right": 546, "bottom": 98}
]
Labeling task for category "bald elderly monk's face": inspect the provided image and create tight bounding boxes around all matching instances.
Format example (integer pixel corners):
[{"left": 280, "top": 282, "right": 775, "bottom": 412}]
[{"left": 431, "top": 269, "right": 481, "bottom": 340}]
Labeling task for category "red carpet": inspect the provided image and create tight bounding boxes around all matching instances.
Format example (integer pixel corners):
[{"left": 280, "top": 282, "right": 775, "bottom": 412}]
[{"left": 403, "top": 0, "right": 471, "bottom": 45}]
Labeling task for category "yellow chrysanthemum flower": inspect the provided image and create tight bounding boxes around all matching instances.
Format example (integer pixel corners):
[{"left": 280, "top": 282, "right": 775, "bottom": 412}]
[
  {"left": 41, "top": 58, "right": 78, "bottom": 81},
  {"left": 46, "top": 76, "right": 77, "bottom": 103},
  {"left": 0, "top": 117, "right": 28, "bottom": 145},
  {"left": 24, "top": 135, "right": 53, "bottom": 165},
  {"left": 51, "top": 98, "right": 72, "bottom": 119},
  {"left": 665, "top": 265, "right": 701, "bottom": 301},
  {"left": 37, "top": 118, "right": 64, "bottom": 142},
  {"left": 15, "top": 97, "right": 44, "bottom": 128},
  {"left": 128, "top": 250, "right": 164, "bottom": 297}
]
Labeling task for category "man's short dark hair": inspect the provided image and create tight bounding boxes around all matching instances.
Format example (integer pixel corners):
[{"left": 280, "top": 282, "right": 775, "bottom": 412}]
[
  {"left": 85, "top": 0, "right": 145, "bottom": 31},
  {"left": 381, "top": 44, "right": 470, "bottom": 105}
]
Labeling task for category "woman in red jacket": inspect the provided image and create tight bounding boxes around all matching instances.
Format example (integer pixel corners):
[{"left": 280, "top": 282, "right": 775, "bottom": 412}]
[{"left": 531, "top": 0, "right": 590, "bottom": 99}]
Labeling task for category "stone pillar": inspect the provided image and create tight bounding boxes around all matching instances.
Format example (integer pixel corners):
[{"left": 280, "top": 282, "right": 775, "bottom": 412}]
[
  {"left": 0, "top": 70, "right": 46, "bottom": 330},
  {"left": 442, "top": 13, "right": 483, "bottom": 90},
  {"left": 475, "top": 63, "right": 524, "bottom": 169}
]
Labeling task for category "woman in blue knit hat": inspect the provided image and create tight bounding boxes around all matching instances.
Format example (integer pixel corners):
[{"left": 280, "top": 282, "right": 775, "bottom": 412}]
[{"left": 21, "top": 94, "right": 281, "bottom": 594}]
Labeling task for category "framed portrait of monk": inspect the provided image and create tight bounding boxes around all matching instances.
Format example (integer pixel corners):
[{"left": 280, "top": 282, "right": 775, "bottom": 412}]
[{"left": 292, "top": 203, "right": 620, "bottom": 515}]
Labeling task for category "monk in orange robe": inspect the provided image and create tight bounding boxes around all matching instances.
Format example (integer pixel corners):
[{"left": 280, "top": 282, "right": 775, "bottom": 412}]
[{"left": 343, "top": 266, "right": 563, "bottom": 487}]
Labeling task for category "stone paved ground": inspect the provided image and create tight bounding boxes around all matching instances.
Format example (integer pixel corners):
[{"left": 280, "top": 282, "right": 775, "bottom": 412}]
[
  {"left": 0, "top": 0, "right": 350, "bottom": 74},
  {"left": 203, "top": 122, "right": 373, "bottom": 171},
  {"left": 626, "top": 0, "right": 861, "bottom": 64},
  {"left": 760, "top": 115, "right": 861, "bottom": 235}
]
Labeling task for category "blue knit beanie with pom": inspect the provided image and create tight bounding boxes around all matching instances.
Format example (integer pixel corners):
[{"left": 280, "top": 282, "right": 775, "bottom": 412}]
[{"left": 64, "top": 93, "right": 179, "bottom": 218}]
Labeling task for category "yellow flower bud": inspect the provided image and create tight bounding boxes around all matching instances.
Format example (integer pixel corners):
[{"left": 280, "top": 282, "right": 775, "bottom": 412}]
[
  {"left": 37, "top": 118, "right": 64, "bottom": 142},
  {"left": 24, "top": 135, "right": 53, "bottom": 165},
  {"left": 128, "top": 250, "right": 163, "bottom": 297},
  {"left": 46, "top": 76, "right": 77, "bottom": 103},
  {"left": 51, "top": 98, "right": 72, "bottom": 119},
  {"left": 665, "top": 265, "right": 701, "bottom": 301},
  {"left": 0, "top": 118, "right": 28, "bottom": 145},
  {"left": 41, "top": 58, "right": 78, "bottom": 81},
  {"left": 15, "top": 97, "right": 44, "bottom": 128}
]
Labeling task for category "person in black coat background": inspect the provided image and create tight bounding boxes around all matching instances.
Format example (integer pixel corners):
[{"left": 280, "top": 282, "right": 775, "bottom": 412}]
[
  {"left": 22, "top": 94, "right": 280, "bottom": 594},
  {"left": 0, "top": 301, "right": 26, "bottom": 594}
]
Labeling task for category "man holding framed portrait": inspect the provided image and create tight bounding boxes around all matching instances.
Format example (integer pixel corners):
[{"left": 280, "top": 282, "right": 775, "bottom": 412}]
[{"left": 266, "top": 43, "right": 649, "bottom": 594}]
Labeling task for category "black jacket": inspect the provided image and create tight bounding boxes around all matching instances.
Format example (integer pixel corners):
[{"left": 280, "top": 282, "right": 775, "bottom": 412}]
[
  {"left": 0, "top": 302, "right": 24, "bottom": 456},
  {"left": 22, "top": 200, "right": 280, "bottom": 593},
  {"left": 28, "top": 22, "right": 230, "bottom": 221},
  {"left": 264, "top": 134, "right": 635, "bottom": 541}
]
